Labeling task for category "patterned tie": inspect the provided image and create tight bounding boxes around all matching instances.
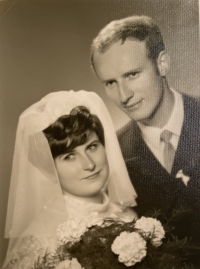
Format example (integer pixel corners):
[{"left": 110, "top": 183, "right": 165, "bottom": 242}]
[{"left": 160, "top": 130, "right": 175, "bottom": 173}]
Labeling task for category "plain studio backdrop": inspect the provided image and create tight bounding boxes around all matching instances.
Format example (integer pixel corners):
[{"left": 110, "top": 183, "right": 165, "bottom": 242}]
[{"left": 0, "top": 0, "right": 199, "bottom": 266}]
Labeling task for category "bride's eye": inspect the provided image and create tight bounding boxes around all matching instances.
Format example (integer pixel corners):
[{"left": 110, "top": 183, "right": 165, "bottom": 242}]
[
  {"left": 64, "top": 153, "right": 75, "bottom": 161},
  {"left": 88, "top": 142, "right": 99, "bottom": 151}
]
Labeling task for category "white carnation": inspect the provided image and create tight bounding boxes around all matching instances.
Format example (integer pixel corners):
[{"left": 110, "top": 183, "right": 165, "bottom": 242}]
[
  {"left": 57, "top": 217, "right": 88, "bottom": 245},
  {"left": 70, "top": 258, "right": 84, "bottom": 269},
  {"left": 57, "top": 213, "right": 104, "bottom": 246},
  {"left": 135, "top": 217, "right": 165, "bottom": 247},
  {"left": 151, "top": 223, "right": 165, "bottom": 247},
  {"left": 56, "top": 259, "right": 71, "bottom": 269},
  {"left": 111, "top": 231, "right": 147, "bottom": 266},
  {"left": 56, "top": 258, "right": 84, "bottom": 269},
  {"left": 85, "top": 212, "right": 104, "bottom": 227}
]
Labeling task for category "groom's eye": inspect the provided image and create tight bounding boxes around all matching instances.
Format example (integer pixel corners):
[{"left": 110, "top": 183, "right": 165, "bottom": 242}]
[
  {"left": 128, "top": 72, "right": 139, "bottom": 78},
  {"left": 125, "top": 70, "right": 140, "bottom": 80},
  {"left": 105, "top": 80, "right": 116, "bottom": 87}
]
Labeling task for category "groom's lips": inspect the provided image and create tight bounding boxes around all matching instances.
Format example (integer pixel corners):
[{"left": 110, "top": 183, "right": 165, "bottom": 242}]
[{"left": 123, "top": 99, "right": 143, "bottom": 110}]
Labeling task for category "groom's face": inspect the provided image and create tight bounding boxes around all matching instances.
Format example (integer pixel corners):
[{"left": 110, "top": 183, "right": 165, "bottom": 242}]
[{"left": 93, "top": 39, "right": 164, "bottom": 125}]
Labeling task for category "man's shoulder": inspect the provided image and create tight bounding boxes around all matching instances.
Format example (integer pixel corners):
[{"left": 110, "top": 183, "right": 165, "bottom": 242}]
[
  {"left": 117, "top": 120, "right": 140, "bottom": 150},
  {"left": 182, "top": 94, "right": 200, "bottom": 118},
  {"left": 182, "top": 94, "right": 200, "bottom": 108},
  {"left": 117, "top": 120, "right": 137, "bottom": 139}
]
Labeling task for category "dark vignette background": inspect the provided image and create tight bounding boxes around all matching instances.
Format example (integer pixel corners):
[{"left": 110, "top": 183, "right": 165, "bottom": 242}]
[{"left": 0, "top": 0, "right": 199, "bottom": 265}]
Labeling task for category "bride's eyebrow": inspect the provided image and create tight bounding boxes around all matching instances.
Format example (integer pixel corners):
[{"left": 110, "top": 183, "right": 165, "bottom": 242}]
[
  {"left": 89, "top": 139, "right": 99, "bottom": 143},
  {"left": 87, "top": 139, "right": 100, "bottom": 145}
]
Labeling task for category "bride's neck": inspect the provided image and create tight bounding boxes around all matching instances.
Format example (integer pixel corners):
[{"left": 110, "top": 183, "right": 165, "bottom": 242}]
[{"left": 62, "top": 190, "right": 103, "bottom": 204}]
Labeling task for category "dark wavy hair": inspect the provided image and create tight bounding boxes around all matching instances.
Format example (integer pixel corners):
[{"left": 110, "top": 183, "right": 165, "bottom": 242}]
[{"left": 43, "top": 106, "right": 105, "bottom": 159}]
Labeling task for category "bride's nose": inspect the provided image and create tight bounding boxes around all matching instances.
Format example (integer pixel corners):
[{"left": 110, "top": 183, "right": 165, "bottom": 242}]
[{"left": 81, "top": 153, "right": 95, "bottom": 171}]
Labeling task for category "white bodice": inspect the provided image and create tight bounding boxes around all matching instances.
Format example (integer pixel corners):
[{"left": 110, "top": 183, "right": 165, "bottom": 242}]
[{"left": 63, "top": 191, "right": 136, "bottom": 222}]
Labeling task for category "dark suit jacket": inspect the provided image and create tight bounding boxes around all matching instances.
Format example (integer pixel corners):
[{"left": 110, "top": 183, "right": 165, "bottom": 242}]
[{"left": 117, "top": 95, "right": 200, "bottom": 241}]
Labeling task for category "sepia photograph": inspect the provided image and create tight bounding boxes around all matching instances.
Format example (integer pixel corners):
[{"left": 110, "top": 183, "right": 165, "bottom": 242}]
[{"left": 0, "top": 0, "right": 199, "bottom": 268}]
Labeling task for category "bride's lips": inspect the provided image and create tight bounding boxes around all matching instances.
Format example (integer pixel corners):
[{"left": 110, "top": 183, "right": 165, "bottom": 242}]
[
  {"left": 83, "top": 171, "right": 101, "bottom": 180},
  {"left": 123, "top": 99, "right": 143, "bottom": 110}
]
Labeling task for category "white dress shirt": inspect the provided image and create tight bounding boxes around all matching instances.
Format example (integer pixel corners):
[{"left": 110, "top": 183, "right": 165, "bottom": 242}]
[{"left": 137, "top": 89, "right": 184, "bottom": 169}]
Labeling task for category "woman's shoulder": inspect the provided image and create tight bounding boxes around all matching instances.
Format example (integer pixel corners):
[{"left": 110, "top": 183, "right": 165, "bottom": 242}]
[
  {"left": 3, "top": 209, "right": 60, "bottom": 269},
  {"left": 3, "top": 235, "right": 46, "bottom": 269}
]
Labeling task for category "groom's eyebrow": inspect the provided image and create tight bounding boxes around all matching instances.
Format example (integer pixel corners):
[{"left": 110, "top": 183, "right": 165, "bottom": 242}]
[
  {"left": 123, "top": 69, "right": 141, "bottom": 77},
  {"left": 102, "top": 68, "right": 141, "bottom": 83}
]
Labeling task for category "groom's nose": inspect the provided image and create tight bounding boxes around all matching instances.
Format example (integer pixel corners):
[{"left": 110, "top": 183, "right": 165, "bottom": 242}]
[{"left": 118, "top": 81, "right": 134, "bottom": 105}]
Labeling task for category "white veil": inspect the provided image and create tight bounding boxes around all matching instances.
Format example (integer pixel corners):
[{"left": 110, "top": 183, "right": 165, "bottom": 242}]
[{"left": 4, "top": 90, "right": 137, "bottom": 262}]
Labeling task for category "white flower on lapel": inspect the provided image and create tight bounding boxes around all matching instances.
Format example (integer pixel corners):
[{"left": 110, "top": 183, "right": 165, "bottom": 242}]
[{"left": 175, "top": 170, "right": 190, "bottom": 186}]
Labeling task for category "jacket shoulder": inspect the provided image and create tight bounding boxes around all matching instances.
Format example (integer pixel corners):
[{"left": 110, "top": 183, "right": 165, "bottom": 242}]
[
  {"left": 117, "top": 120, "right": 137, "bottom": 142},
  {"left": 183, "top": 94, "right": 200, "bottom": 110},
  {"left": 117, "top": 120, "right": 140, "bottom": 158},
  {"left": 183, "top": 94, "right": 200, "bottom": 124}
]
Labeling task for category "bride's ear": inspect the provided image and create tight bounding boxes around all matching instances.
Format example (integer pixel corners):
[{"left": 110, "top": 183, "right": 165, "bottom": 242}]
[{"left": 156, "top": 51, "right": 170, "bottom": 77}]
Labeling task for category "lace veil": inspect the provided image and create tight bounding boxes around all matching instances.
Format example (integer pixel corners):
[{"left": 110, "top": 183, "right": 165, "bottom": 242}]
[{"left": 5, "top": 90, "right": 137, "bottom": 245}]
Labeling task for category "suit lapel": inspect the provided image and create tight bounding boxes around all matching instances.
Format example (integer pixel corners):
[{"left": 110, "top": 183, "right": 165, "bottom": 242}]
[
  {"left": 119, "top": 95, "right": 200, "bottom": 215},
  {"left": 127, "top": 95, "right": 200, "bottom": 181},
  {"left": 125, "top": 123, "right": 177, "bottom": 194},
  {"left": 172, "top": 95, "right": 200, "bottom": 177}
]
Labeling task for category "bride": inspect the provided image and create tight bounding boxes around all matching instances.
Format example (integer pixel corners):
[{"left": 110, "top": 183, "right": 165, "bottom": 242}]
[{"left": 3, "top": 90, "right": 137, "bottom": 269}]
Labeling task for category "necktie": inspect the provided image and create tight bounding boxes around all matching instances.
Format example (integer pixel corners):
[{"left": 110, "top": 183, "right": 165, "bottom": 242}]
[{"left": 160, "top": 130, "right": 175, "bottom": 173}]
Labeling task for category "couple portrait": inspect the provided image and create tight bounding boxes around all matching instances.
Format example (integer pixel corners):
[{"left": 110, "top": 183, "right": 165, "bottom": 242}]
[{"left": 1, "top": 0, "right": 200, "bottom": 268}]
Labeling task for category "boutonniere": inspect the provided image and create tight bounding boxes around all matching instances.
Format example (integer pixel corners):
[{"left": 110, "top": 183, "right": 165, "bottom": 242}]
[{"left": 175, "top": 169, "right": 190, "bottom": 186}]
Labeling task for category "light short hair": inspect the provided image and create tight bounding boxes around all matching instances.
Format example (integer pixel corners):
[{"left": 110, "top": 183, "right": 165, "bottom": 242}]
[{"left": 90, "top": 15, "right": 165, "bottom": 72}]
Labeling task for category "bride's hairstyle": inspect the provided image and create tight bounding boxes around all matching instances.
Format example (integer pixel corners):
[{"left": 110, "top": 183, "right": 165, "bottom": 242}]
[{"left": 43, "top": 106, "right": 105, "bottom": 159}]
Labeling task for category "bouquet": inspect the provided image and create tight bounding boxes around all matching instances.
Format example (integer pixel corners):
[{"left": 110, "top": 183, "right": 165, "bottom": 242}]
[{"left": 34, "top": 210, "right": 200, "bottom": 269}]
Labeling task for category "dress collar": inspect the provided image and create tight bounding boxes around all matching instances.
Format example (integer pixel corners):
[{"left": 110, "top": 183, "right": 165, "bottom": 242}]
[{"left": 63, "top": 191, "right": 109, "bottom": 219}]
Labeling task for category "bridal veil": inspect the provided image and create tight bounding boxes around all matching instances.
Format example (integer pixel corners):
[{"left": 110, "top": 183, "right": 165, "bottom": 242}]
[{"left": 4, "top": 90, "right": 137, "bottom": 263}]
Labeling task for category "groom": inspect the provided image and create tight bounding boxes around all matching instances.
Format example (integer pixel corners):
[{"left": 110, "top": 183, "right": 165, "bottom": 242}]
[{"left": 90, "top": 15, "right": 200, "bottom": 241}]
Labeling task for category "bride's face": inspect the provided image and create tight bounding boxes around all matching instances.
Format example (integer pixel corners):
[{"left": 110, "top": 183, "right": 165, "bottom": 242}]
[{"left": 54, "top": 132, "right": 109, "bottom": 199}]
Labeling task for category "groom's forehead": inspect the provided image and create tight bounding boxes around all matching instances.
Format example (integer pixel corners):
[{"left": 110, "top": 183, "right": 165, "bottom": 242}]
[{"left": 93, "top": 40, "right": 149, "bottom": 78}]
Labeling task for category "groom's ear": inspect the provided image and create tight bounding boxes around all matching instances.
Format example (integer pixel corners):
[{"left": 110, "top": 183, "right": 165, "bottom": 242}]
[{"left": 156, "top": 51, "right": 170, "bottom": 77}]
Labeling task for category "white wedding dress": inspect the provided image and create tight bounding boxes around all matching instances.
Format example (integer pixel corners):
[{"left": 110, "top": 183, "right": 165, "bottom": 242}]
[{"left": 4, "top": 191, "right": 136, "bottom": 269}]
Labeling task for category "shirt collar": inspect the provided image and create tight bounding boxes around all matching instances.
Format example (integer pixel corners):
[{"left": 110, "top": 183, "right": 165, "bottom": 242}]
[
  {"left": 164, "top": 88, "right": 183, "bottom": 137},
  {"left": 137, "top": 123, "right": 161, "bottom": 150},
  {"left": 137, "top": 88, "right": 184, "bottom": 146}
]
